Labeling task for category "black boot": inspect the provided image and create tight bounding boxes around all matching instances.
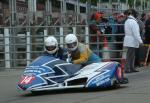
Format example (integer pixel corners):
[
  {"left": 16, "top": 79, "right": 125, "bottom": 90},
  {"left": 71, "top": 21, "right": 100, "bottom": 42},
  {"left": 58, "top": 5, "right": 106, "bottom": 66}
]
[{"left": 119, "top": 77, "right": 129, "bottom": 84}]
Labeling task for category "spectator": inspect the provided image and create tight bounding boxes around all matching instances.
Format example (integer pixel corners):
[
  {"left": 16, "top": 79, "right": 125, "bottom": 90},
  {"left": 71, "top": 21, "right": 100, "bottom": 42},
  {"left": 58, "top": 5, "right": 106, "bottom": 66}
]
[
  {"left": 109, "top": 12, "right": 118, "bottom": 37},
  {"left": 89, "top": 12, "right": 103, "bottom": 55},
  {"left": 99, "top": 17, "right": 112, "bottom": 37},
  {"left": 123, "top": 10, "right": 129, "bottom": 19},
  {"left": 144, "top": 13, "right": 150, "bottom": 45},
  {"left": 108, "top": 13, "right": 119, "bottom": 58},
  {"left": 116, "top": 13, "right": 125, "bottom": 59},
  {"left": 143, "top": 12, "right": 150, "bottom": 65},
  {"left": 123, "top": 9, "right": 143, "bottom": 73},
  {"left": 134, "top": 15, "right": 145, "bottom": 67},
  {"left": 141, "top": 13, "right": 146, "bottom": 23}
]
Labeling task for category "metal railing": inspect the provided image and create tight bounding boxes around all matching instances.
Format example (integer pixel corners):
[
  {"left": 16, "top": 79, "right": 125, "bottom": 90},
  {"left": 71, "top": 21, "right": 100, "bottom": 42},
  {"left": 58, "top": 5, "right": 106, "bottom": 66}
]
[{"left": 0, "top": 25, "right": 125, "bottom": 69}]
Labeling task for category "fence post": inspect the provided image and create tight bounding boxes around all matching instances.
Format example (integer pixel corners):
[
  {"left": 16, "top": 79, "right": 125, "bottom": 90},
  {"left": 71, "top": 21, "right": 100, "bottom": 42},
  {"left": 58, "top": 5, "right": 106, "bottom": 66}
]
[
  {"left": 60, "top": 27, "right": 64, "bottom": 47},
  {"left": 85, "top": 26, "right": 89, "bottom": 46},
  {"left": 73, "top": 27, "right": 76, "bottom": 35},
  {"left": 44, "top": 29, "right": 48, "bottom": 50},
  {"left": 26, "top": 32, "right": 31, "bottom": 66},
  {"left": 4, "top": 28, "right": 11, "bottom": 69},
  {"left": 44, "top": 29, "right": 48, "bottom": 40}
]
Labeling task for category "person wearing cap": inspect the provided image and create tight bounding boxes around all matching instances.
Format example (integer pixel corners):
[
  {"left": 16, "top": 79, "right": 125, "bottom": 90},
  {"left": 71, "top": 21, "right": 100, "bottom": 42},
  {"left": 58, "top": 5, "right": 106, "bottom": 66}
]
[
  {"left": 89, "top": 12, "right": 103, "bottom": 38},
  {"left": 89, "top": 12, "right": 103, "bottom": 55},
  {"left": 116, "top": 13, "right": 125, "bottom": 34},
  {"left": 44, "top": 36, "right": 67, "bottom": 60},
  {"left": 65, "top": 33, "right": 101, "bottom": 66}
]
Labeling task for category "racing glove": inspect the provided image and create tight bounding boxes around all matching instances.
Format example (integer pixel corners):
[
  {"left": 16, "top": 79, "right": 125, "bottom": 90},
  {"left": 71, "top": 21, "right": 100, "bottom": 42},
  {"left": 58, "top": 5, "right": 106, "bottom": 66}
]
[
  {"left": 66, "top": 52, "right": 72, "bottom": 63},
  {"left": 66, "top": 58, "right": 72, "bottom": 63}
]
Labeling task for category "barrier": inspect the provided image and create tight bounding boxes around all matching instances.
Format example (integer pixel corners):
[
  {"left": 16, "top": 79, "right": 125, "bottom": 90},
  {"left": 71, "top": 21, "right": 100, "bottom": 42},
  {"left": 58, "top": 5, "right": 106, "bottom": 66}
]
[{"left": 0, "top": 25, "right": 125, "bottom": 69}]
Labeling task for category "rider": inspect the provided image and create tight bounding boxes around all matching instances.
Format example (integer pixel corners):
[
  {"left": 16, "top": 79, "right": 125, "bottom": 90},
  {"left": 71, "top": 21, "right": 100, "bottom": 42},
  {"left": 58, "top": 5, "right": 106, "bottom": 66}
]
[
  {"left": 44, "top": 36, "right": 67, "bottom": 60},
  {"left": 65, "top": 33, "right": 101, "bottom": 65}
]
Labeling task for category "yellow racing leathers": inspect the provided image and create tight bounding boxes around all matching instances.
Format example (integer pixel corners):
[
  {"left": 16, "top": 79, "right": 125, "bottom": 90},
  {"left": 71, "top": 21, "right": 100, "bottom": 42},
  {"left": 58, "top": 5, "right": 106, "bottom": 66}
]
[{"left": 70, "top": 43, "right": 101, "bottom": 65}]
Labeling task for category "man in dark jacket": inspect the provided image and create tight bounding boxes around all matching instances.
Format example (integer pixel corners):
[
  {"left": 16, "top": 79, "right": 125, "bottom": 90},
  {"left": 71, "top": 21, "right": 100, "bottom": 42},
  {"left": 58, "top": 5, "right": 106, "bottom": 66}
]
[
  {"left": 143, "top": 13, "right": 150, "bottom": 65},
  {"left": 44, "top": 36, "right": 67, "bottom": 60}
]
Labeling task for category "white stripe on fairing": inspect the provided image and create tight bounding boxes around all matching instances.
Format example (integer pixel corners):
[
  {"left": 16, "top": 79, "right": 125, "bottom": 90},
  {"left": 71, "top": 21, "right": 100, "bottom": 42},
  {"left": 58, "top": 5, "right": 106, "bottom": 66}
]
[
  {"left": 86, "top": 70, "right": 110, "bottom": 87},
  {"left": 27, "top": 60, "right": 114, "bottom": 90},
  {"left": 95, "top": 62, "right": 113, "bottom": 72},
  {"left": 27, "top": 59, "right": 60, "bottom": 90},
  {"left": 64, "top": 62, "right": 113, "bottom": 87},
  {"left": 86, "top": 62, "right": 113, "bottom": 87},
  {"left": 31, "top": 85, "right": 85, "bottom": 91},
  {"left": 75, "top": 62, "right": 112, "bottom": 76},
  {"left": 30, "top": 84, "right": 59, "bottom": 90},
  {"left": 28, "top": 59, "right": 72, "bottom": 90}
]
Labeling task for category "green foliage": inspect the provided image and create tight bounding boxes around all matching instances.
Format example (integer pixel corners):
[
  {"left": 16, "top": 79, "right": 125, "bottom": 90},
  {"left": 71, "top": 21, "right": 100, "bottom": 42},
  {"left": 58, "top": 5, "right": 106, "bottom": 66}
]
[
  {"left": 80, "top": 0, "right": 87, "bottom": 3},
  {"left": 136, "top": 1, "right": 141, "bottom": 6},
  {"left": 91, "top": 0, "right": 97, "bottom": 5},
  {"left": 101, "top": 0, "right": 109, "bottom": 2},
  {"left": 37, "top": 0, "right": 46, "bottom": 4},
  {"left": 112, "top": 0, "right": 118, "bottom": 2},
  {"left": 80, "top": 0, "right": 97, "bottom": 5},
  {"left": 128, "top": 0, "right": 134, "bottom": 7},
  {"left": 120, "top": 0, "right": 126, "bottom": 3}
]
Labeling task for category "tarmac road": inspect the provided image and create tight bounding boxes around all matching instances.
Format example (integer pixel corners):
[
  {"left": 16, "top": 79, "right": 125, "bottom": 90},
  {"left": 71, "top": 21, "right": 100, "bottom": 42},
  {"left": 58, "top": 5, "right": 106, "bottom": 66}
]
[{"left": 0, "top": 66, "right": 150, "bottom": 103}]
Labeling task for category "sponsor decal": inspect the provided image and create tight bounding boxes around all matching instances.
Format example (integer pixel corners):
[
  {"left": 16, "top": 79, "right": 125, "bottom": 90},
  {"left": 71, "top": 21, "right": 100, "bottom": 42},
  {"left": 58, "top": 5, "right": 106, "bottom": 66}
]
[
  {"left": 19, "top": 76, "right": 35, "bottom": 84},
  {"left": 87, "top": 69, "right": 111, "bottom": 87},
  {"left": 24, "top": 69, "right": 42, "bottom": 74},
  {"left": 96, "top": 78, "right": 110, "bottom": 86},
  {"left": 25, "top": 59, "right": 70, "bottom": 89},
  {"left": 91, "top": 74, "right": 110, "bottom": 86}
]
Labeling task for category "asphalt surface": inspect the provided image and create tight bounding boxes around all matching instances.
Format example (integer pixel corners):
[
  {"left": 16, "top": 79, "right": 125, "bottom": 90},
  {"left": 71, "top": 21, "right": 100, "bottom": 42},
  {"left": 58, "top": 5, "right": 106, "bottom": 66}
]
[{"left": 0, "top": 66, "right": 150, "bottom": 103}]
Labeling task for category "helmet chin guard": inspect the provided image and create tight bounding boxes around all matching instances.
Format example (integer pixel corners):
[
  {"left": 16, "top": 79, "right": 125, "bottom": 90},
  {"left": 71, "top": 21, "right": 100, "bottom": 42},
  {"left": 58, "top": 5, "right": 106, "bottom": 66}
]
[{"left": 46, "top": 47, "right": 58, "bottom": 54}]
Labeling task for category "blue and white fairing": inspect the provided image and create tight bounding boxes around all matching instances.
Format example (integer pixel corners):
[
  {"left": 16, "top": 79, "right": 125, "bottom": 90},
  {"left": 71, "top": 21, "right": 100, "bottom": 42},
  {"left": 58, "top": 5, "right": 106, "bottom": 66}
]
[{"left": 17, "top": 56, "right": 122, "bottom": 91}]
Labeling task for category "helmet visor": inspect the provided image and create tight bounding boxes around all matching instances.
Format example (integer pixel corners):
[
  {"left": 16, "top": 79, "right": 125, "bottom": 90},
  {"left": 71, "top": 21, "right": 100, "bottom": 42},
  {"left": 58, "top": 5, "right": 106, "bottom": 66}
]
[
  {"left": 45, "top": 46, "right": 56, "bottom": 51},
  {"left": 66, "top": 42, "right": 77, "bottom": 49}
]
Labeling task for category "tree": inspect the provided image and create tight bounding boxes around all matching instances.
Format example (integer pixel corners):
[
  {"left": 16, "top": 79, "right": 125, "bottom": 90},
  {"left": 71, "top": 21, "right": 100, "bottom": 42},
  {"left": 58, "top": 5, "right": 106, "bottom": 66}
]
[
  {"left": 38, "top": 0, "right": 46, "bottom": 4},
  {"left": 128, "top": 0, "right": 134, "bottom": 7},
  {"left": 80, "top": 0, "right": 97, "bottom": 5}
]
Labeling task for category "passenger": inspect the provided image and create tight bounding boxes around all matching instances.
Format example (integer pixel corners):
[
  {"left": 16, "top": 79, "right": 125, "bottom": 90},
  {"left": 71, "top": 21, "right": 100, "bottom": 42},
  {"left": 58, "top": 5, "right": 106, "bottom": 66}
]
[
  {"left": 44, "top": 36, "right": 67, "bottom": 60},
  {"left": 65, "top": 33, "right": 101, "bottom": 66}
]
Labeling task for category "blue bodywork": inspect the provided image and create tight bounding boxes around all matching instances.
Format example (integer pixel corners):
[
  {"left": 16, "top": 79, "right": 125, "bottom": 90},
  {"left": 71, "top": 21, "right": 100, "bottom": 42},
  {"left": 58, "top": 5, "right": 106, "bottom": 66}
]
[
  {"left": 17, "top": 56, "right": 121, "bottom": 91},
  {"left": 86, "top": 63, "right": 118, "bottom": 88}
]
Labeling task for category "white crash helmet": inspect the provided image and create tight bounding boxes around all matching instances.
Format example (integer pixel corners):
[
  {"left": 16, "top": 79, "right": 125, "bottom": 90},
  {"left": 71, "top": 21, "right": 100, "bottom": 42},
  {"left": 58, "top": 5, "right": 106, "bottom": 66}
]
[
  {"left": 65, "top": 34, "right": 78, "bottom": 51},
  {"left": 44, "top": 36, "right": 58, "bottom": 54}
]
